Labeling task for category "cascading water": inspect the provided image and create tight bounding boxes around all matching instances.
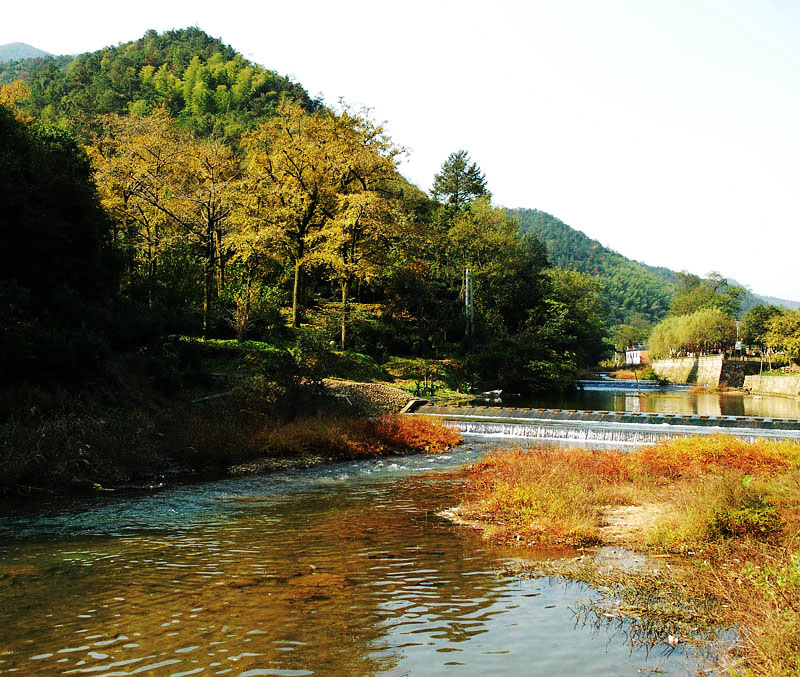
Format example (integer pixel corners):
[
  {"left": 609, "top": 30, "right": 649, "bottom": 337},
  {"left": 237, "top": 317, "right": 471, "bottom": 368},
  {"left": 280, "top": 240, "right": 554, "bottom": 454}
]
[{"left": 411, "top": 404, "right": 800, "bottom": 444}]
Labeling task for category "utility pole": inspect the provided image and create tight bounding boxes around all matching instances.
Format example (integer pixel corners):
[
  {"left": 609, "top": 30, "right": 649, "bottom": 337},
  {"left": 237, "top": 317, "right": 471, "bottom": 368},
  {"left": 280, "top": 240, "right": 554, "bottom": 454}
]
[{"left": 464, "top": 268, "right": 475, "bottom": 339}]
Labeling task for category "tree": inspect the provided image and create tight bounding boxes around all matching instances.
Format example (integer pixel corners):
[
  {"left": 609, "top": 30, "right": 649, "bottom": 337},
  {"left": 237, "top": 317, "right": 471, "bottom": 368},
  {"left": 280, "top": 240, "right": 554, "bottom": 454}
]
[
  {"left": 89, "top": 110, "right": 238, "bottom": 334},
  {"left": 610, "top": 320, "right": 651, "bottom": 353},
  {"left": 431, "top": 150, "right": 488, "bottom": 209},
  {"left": 648, "top": 308, "right": 736, "bottom": 358},
  {"left": 88, "top": 110, "right": 185, "bottom": 306},
  {"left": 0, "top": 80, "right": 33, "bottom": 122},
  {"left": 766, "top": 310, "right": 800, "bottom": 364},
  {"left": 236, "top": 101, "right": 402, "bottom": 334},
  {"left": 536, "top": 269, "right": 608, "bottom": 367},
  {"left": 669, "top": 271, "right": 746, "bottom": 318},
  {"left": 237, "top": 101, "right": 340, "bottom": 327},
  {"left": 741, "top": 305, "right": 785, "bottom": 350},
  {"left": 317, "top": 106, "right": 403, "bottom": 348},
  {"left": 0, "top": 105, "right": 117, "bottom": 377},
  {"left": 446, "top": 197, "right": 538, "bottom": 337}
]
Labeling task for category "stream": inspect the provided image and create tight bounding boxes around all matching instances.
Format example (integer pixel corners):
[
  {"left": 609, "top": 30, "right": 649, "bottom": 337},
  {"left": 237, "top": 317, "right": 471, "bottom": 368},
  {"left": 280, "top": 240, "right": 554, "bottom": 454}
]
[{"left": 0, "top": 440, "right": 705, "bottom": 676}]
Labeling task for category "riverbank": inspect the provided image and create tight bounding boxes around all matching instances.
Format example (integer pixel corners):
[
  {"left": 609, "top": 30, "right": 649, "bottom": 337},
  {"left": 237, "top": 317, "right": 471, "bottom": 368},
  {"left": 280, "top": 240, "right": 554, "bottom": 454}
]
[
  {"left": 0, "top": 340, "right": 462, "bottom": 499},
  {"left": 448, "top": 435, "right": 800, "bottom": 674}
]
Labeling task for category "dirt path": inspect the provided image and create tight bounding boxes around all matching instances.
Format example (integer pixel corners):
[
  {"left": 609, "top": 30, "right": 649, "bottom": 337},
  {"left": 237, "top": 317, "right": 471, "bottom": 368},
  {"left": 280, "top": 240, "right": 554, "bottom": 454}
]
[{"left": 597, "top": 503, "right": 667, "bottom": 544}]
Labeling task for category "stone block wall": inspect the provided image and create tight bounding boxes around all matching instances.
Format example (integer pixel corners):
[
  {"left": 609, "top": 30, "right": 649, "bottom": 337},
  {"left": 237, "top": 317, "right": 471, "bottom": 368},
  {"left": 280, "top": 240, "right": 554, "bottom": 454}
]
[
  {"left": 719, "top": 361, "right": 763, "bottom": 388},
  {"left": 743, "top": 375, "right": 800, "bottom": 397},
  {"left": 651, "top": 355, "right": 723, "bottom": 386}
]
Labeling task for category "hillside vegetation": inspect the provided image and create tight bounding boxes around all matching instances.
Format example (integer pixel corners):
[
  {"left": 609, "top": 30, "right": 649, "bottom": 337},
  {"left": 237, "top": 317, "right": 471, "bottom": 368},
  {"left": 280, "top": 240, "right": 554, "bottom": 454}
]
[
  {"left": 0, "top": 28, "right": 315, "bottom": 139},
  {"left": 1, "top": 28, "right": 610, "bottom": 408},
  {"left": 511, "top": 208, "right": 675, "bottom": 325},
  {"left": 510, "top": 208, "right": 798, "bottom": 326}
]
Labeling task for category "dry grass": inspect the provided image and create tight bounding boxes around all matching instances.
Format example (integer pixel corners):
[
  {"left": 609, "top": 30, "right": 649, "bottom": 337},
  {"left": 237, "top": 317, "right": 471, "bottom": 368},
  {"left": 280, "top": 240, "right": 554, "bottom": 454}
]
[
  {"left": 459, "top": 436, "right": 800, "bottom": 548},
  {"left": 248, "top": 414, "right": 461, "bottom": 461},
  {"left": 167, "top": 409, "right": 461, "bottom": 470},
  {"left": 455, "top": 435, "right": 800, "bottom": 674},
  {"left": 608, "top": 368, "right": 637, "bottom": 380}
]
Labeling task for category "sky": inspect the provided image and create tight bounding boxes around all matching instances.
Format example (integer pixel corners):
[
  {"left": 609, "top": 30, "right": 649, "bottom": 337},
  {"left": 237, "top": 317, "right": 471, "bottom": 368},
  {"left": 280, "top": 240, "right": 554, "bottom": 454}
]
[{"left": 5, "top": 0, "right": 800, "bottom": 301}]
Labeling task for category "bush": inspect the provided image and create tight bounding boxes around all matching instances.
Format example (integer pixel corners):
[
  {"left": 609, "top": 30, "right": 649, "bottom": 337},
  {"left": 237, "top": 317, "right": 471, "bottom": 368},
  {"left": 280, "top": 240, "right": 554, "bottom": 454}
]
[{"left": 708, "top": 496, "right": 781, "bottom": 539}]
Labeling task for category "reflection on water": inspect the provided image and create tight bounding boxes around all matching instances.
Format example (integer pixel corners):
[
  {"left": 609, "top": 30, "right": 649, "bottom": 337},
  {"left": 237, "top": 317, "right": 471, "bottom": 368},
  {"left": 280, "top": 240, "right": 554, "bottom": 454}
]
[
  {"left": 1, "top": 446, "right": 703, "bottom": 675},
  {"left": 515, "top": 385, "right": 800, "bottom": 419}
]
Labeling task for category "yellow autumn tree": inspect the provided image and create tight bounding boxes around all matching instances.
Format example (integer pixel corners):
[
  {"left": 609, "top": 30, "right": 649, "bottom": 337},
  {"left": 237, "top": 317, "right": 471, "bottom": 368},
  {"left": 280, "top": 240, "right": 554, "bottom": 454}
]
[
  {"left": 88, "top": 110, "right": 238, "bottom": 333},
  {"left": 88, "top": 110, "right": 183, "bottom": 306},
  {"left": 0, "top": 80, "right": 33, "bottom": 122},
  {"left": 316, "top": 106, "right": 402, "bottom": 348},
  {"left": 234, "top": 101, "right": 402, "bottom": 336}
]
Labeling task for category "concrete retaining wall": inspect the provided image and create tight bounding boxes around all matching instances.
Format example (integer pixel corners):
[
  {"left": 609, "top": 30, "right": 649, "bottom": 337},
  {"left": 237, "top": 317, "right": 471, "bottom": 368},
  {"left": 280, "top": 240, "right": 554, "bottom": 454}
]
[
  {"left": 652, "top": 356, "right": 763, "bottom": 387},
  {"left": 651, "top": 355, "right": 723, "bottom": 386},
  {"left": 743, "top": 375, "right": 800, "bottom": 397}
]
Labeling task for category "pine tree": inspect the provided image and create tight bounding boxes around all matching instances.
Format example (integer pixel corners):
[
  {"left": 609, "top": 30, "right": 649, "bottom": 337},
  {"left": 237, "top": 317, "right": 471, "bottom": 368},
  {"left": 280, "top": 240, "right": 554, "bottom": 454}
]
[{"left": 431, "top": 149, "right": 488, "bottom": 209}]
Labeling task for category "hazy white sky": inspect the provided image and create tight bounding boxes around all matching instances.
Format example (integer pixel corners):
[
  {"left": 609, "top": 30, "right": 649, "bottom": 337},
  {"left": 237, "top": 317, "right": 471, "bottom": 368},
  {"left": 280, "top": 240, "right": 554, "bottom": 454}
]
[{"left": 5, "top": 0, "right": 800, "bottom": 300}]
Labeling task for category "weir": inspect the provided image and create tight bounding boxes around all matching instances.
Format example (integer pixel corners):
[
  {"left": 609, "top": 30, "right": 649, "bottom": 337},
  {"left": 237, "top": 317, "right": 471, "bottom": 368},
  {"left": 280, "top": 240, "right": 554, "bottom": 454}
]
[
  {"left": 408, "top": 403, "right": 800, "bottom": 444},
  {"left": 579, "top": 378, "right": 691, "bottom": 392}
]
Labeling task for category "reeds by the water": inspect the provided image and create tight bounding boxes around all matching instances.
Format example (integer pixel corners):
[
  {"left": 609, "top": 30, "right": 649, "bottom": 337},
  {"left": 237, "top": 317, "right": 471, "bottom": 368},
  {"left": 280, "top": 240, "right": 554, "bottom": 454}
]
[{"left": 456, "top": 435, "right": 800, "bottom": 673}]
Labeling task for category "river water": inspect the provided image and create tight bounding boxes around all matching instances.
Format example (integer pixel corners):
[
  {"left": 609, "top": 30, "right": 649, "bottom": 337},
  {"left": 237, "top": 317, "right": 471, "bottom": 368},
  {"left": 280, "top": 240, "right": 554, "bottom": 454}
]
[
  {"left": 0, "top": 442, "right": 705, "bottom": 676},
  {"left": 509, "top": 379, "right": 800, "bottom": 419}
]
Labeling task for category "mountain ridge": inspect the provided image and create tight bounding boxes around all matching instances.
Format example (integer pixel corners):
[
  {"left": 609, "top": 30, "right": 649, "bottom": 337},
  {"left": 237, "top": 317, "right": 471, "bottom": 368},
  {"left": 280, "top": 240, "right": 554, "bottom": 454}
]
[{"left": 0, "top": 42, "right": 51, "bottom": 62}]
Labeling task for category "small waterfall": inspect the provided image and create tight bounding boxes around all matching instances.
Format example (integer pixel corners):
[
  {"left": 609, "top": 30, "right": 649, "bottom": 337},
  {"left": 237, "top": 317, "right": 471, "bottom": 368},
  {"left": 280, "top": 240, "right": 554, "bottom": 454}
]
[
  {"left": 450, "top": 420, "right": 673, "bottom": 444},
  {"left": 409, "top": 404, "right": 800, "bottom": 445},
  {"left": 444, "top": 419, "right": 800, "bottom": 444}
]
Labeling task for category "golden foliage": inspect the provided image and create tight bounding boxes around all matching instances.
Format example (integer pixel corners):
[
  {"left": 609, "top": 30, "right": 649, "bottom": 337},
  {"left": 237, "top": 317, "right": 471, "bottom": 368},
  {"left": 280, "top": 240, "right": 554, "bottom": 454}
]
[{"left": 0, "top": 80, "right": 33, "bottom": 122}]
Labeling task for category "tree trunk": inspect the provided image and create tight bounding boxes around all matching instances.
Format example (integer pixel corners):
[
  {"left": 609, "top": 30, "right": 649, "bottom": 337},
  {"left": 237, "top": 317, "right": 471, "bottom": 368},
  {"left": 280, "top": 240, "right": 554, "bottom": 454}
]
[
  {"left": 203, "top": 233, "right": 214, "bottom": 339},
  {"left": 292, "top": 259, "right": 302, "bottom": 328},
  {"left": 214, "top": 227, "right": 224, "bottom": 293},
  {"left": 340, "top": 277, "right": 350, "bottom": 350}
]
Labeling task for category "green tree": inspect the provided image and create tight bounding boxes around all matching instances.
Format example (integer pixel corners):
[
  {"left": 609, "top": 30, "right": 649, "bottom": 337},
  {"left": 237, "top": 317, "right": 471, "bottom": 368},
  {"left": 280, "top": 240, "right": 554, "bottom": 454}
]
[
  {"left": 610, "top": 320, "right": 651, "bottom": 353},
  {"left": 669, "top": 271, "right": 746, "bottom": 318},
  {"left": 536, "top": 269, "right": 608, "bottom": 367},
  {"left": 649, "top": 308, "right": 736, "bottom": 358},
  {"left": 431, "top": 150, "right": 488, "bottom": 209},
  {"left": 740, "top": 305, "right": 785, "bottom": 350}
]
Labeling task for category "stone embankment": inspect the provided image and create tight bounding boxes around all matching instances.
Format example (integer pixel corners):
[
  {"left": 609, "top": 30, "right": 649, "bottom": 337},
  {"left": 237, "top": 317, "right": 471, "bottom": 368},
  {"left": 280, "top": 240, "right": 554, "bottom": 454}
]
[
  {"left": 324, "top": 379, "right": 414, "bottom": 415},
  {"left": 744, "top": 375, "right": 800, "bottom": 398},
  {"left": 651, "top": 355, "right": 761, "bottom": 387}
]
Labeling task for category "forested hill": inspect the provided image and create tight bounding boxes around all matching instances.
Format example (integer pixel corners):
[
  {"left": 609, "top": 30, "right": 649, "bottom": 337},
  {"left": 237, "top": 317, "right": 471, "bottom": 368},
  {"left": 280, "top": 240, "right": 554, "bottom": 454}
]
[
  {"left": 0, "top": 28, "right": 315, "bottom": 138},
  {"left": 510, "top": 208, "right": 799, "bottom": 323},
  {"left": 0, "top": 43, "right": 51, "bottom": 62},
  {"left": 509, "top": 208, "right": 675, "bottom": 325}
]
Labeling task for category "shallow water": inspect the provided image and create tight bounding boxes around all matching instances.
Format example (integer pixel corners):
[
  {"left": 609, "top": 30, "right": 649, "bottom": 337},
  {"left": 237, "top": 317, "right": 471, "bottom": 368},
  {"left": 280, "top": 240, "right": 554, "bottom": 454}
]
[{"left": 1, "top": 442, "right": 707, "bottom": 675}]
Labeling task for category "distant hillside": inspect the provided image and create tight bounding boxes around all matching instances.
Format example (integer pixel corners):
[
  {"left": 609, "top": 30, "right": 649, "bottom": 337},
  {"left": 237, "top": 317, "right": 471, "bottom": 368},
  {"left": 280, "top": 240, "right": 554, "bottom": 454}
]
[
  {"left": 737, "top": 287, "right": 800, "bottom": 312},
  {"left": 509, "top": 208, "right": 798, "bottom": 324},
  {"left": 0, "top": 42, "right": 50, "bottom": 62},
  {"left": 509, "top": 208, "right": 674, "bottom": 325},
  {"left": 0, "top": 27, "right": 315, "bottom": 139}
]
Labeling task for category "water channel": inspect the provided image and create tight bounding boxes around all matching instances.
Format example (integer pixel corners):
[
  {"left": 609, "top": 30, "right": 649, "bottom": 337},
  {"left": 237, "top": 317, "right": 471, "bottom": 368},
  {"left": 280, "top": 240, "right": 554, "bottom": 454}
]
[{"left": 3, "top": 383, "right": 797, "bottom": 675}]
